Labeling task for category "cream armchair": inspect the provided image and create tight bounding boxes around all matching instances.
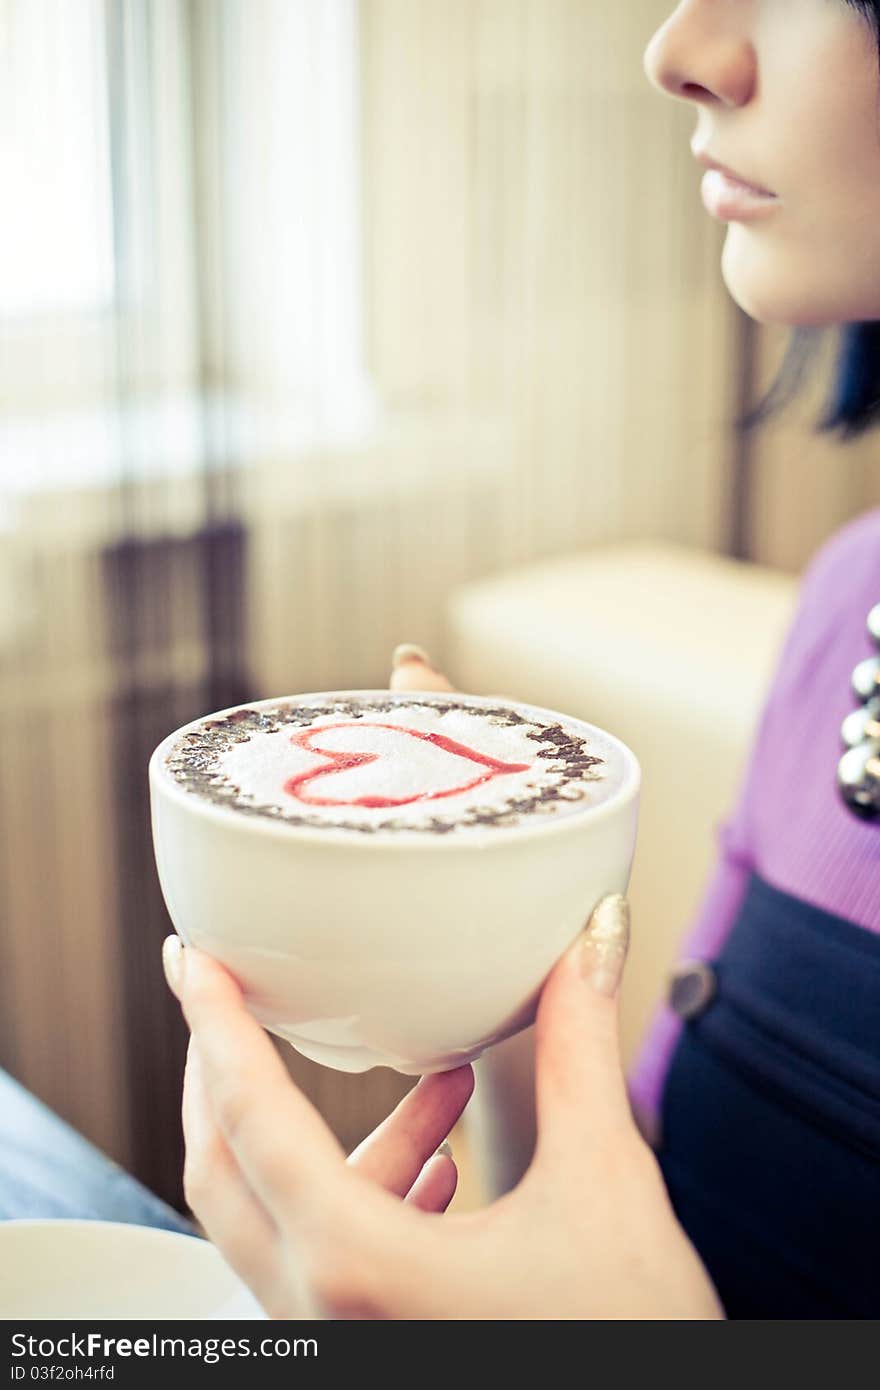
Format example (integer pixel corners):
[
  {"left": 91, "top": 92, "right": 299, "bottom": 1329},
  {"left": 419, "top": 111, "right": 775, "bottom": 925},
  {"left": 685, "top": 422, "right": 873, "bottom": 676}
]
[{"left": 444, "top": 542, "right": 797, "bottom": 1196}]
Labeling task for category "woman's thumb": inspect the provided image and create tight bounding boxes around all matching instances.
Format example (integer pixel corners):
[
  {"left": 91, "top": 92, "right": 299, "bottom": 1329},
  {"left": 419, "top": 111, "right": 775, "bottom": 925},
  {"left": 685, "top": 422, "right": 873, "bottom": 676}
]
[
  {"left": 389, "top": 644, "right": 455, "bottom": 693},
  {"left": 533, "top": 895, "right": 636, "bottom": 1160}
]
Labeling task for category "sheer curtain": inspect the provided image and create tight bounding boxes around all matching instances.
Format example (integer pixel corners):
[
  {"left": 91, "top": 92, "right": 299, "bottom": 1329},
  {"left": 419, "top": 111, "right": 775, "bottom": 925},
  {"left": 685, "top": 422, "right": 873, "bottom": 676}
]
[
  {"left": 1, "top": 0, "right": 238, "bottom": 1205},
  {"left": 0, "top": 0, "right": 396, "bottom": 1207}
]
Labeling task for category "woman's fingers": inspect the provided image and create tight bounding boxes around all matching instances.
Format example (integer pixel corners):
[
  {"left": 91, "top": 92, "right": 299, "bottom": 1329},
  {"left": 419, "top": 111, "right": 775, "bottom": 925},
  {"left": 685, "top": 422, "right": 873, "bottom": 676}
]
[
  {"left": 389, "top": 644, "right": 455, "bottom": 693},
  {"left": 181, "top": 1038, "right": 283, "bottom": 1302},
  {"left": 164, "top": 938, "right": 346, "bottom": 1219},
  {"left": 164, "top": 940, "right": 456, "bottom": 1319},
  {"left": 404, "top": 1152, "right": 459, "bottom": 1213},
  {"left": 347, "top": 1067, "right": 474, "bottom": 1196}
]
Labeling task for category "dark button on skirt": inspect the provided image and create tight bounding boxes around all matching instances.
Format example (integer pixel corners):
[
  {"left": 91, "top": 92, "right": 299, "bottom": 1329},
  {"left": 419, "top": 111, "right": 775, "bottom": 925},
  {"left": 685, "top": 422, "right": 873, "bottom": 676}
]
[{"left": 658, "top": 871, "right": 880, "bottom": 1319}]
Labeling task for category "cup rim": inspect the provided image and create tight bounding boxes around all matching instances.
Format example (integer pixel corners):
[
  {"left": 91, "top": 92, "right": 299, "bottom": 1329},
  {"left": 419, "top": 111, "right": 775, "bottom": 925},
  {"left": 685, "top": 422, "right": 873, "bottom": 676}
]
[{"left": 149, "top": 690, "right": 641, "bottom": 851}]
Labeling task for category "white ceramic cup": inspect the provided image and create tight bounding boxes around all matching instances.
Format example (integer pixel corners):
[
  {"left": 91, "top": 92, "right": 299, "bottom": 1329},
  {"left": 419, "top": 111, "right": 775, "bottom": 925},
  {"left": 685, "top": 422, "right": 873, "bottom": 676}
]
[{"left": 149, "top": 691, "right": 640, "bottom": 1075}]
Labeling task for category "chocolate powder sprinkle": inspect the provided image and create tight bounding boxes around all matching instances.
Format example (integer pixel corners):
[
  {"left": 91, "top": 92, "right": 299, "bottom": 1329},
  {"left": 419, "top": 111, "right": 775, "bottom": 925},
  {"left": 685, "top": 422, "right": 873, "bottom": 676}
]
[{"left": 163, "top": 695, "right": 608, "bottom": 836}]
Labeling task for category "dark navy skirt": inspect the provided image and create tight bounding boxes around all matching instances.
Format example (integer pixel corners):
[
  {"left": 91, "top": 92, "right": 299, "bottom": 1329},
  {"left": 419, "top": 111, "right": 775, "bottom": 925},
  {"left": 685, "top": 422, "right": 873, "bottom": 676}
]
[{"left": 658, "top": 872, "right": 880, "bottom": 1319}]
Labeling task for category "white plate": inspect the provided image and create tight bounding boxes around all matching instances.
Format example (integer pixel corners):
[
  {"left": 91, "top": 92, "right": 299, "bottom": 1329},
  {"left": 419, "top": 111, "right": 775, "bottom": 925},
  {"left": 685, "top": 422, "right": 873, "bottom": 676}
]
[{"left": 0, "top": 1220, "right": 266, "bottom": 1319}]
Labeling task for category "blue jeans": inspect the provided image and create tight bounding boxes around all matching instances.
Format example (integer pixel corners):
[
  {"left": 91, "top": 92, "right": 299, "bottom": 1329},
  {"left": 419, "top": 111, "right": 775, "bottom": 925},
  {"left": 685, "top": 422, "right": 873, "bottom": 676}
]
[{"left": 0, "top": 1069, "right": 196, "bottom": 1235}]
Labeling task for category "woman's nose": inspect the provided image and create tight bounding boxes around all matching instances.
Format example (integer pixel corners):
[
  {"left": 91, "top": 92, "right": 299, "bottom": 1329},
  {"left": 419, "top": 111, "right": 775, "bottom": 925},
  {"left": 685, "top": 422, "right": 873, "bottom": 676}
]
[{"left": 643, "top": 4, "right": 757, "bottom": 110}]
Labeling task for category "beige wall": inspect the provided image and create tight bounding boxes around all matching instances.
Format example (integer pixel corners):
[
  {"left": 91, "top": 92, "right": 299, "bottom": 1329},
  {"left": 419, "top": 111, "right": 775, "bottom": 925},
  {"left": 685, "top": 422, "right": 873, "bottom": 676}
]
[
  {"left": 361, "top": 0, "right": 737, "bottom": 570},
  {"left": 361, "top": 0, "right": 879, "bottom": 580}
]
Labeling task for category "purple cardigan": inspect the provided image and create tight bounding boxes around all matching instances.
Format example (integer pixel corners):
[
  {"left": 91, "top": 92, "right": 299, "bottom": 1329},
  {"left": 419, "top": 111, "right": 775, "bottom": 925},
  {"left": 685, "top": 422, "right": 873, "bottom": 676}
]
[{"left": 629, "top": 508, "right": 880, "bottom": 1121}]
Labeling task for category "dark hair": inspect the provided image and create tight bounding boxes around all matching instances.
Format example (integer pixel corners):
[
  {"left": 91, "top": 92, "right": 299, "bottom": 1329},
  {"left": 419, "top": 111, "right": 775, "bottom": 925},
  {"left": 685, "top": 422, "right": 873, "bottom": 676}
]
[{"left": 740, "top": 0, "right": 880, "bottom": 441}]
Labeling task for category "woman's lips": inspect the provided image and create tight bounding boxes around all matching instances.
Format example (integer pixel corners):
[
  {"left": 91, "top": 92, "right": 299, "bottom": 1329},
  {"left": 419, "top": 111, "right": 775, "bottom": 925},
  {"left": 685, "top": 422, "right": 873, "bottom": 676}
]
[
  {"left": 700, "top": 168, "right": 780, "bottom": 221},
  {"left": 693, "top": 150, "right": 780, "bottom": 223}
]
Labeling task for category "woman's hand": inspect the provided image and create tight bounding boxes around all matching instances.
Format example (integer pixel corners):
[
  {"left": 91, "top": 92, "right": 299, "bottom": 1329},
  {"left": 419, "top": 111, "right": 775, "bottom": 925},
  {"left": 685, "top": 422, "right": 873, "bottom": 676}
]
[
  {"left": 162, "top": 889, "right": 722, "bottom": 1319},
  {"left": 173, "top": 1009, "right": 473, "bottom": 1318}
]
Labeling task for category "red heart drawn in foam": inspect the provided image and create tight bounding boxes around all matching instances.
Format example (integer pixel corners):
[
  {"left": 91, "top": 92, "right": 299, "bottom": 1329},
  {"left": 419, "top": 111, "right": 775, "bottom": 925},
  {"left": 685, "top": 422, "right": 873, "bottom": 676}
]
[{"left": 283, "top": 721, "right": 532, "bottom": 809}]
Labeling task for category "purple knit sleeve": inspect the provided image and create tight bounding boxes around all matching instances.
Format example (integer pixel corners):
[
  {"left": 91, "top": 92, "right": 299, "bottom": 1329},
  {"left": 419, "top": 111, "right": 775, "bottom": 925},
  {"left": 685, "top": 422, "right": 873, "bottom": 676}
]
[{"left": 627, "top": 508, "right": 880, "bottom": 1124}]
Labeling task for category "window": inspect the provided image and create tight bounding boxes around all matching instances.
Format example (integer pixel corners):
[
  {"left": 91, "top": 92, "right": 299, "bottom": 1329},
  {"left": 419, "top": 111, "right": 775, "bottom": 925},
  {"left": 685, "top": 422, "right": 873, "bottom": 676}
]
[
  {"left": 0, "top": 0, "right": 115, "bottom": 318},
  {"left": 0, "top": 0, "right": 375, "bottom": 489}
]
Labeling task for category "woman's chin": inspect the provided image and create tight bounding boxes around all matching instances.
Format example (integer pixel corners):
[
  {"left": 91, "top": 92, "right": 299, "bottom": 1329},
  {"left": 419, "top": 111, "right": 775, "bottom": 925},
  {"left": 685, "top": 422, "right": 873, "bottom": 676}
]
[
  {"left": 726, "top": 290, "right": 833, "bottom": 328},
  {"left": 721, "top": 235, "right": 874, "bottom": 328},
  {"left": 723, "top": 271, "right": 837, "bottom": 328}
]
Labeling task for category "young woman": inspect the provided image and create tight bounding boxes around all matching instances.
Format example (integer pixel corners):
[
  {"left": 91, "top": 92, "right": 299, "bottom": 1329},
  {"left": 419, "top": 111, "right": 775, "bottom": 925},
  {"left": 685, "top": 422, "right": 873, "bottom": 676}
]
[
  {"left": 9, "top": 0, "right": 877, "bottom": 1319},
  {"left": 161, "top": 0, "right": 880, "bottom": 1319}
]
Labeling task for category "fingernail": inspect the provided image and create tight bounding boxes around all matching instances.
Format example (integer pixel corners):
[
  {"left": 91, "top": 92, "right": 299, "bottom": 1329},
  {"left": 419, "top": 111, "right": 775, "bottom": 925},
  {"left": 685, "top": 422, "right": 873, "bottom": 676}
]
[
  {"left": 436, "top": 1140, "right": 453, "bottom": 1159},
  {"left": 580, "top": 895, "right": 630, "bottom": 998},
  {"left": 391, "top": 643, "right": 435, "bottom": 672},
  {"left": 162, "top": 935, "right": 185, "bottom": 996}
]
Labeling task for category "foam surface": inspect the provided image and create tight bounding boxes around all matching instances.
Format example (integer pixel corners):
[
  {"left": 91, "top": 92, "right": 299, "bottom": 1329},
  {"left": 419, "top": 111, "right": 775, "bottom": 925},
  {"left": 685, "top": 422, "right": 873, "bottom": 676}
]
[{"left": 163, "top": 695, "right": 627, "bottom": 836}]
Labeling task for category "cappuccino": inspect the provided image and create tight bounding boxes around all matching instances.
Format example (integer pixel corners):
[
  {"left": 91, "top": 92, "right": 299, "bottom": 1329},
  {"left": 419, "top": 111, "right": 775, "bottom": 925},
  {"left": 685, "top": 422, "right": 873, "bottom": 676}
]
[
  {"left": 151, "top": 691, "right": 639, "bottom": 1071},
  {"left": 161, "top": 692, "right": 627, "bottom": 837}
]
